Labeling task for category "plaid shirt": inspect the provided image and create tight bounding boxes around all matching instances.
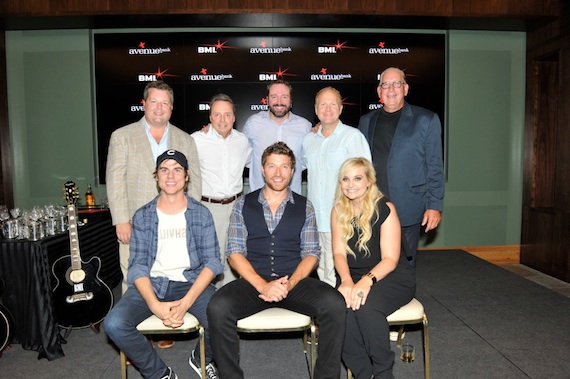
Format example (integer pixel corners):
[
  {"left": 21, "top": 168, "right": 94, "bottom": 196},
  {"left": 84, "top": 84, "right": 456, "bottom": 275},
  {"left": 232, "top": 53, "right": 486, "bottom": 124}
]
[
  {"left": 227, "top": 188, "right": 320, "bottom": 261},
  {"left": 128, "top": 195, "right": 223, "bottom": 299}
]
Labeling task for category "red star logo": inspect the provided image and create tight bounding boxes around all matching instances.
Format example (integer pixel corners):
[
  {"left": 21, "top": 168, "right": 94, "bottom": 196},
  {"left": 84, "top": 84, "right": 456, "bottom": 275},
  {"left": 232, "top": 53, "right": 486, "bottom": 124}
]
[
  {"left": 200, "top": 68, "right": 208, "bottom": 75},
  {"left": 203, "top": 39, "right": 238, "bottom": 52},
  {"left": 341, "top": 97, "right": 357, "bottom": 106},
  {"left": 260, "top": 41, "right": 267, "bottom": 48},
  {"left": 143, "top": 67, "right": 176, "bottom": 79},
  {"left": 378, "top": 42, "right": 385, "bottom": 48},
  {"left": 138, "top": 42, "right": 145, "bottom": 48},
  {"left": 265, "top": 66, "right": 298, "bottom": 78},
  {"left": 323, "top": 39, "right": 357, "bottom": 52},
  {"left": 261, "top": 98, "right": 267, "bottom": 105},
  {"left": 320, "top": 68, "right": 327, "bottom": 74}
]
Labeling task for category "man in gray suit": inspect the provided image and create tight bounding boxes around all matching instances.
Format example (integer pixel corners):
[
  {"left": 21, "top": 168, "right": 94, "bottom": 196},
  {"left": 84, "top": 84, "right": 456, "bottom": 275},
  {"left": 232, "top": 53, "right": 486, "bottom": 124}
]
[
  {"left": 106, "top": 81, "right": 202, "bottom": 303},
  {"left": 358, "top": 67, "right": 444, "bottom": 267}
]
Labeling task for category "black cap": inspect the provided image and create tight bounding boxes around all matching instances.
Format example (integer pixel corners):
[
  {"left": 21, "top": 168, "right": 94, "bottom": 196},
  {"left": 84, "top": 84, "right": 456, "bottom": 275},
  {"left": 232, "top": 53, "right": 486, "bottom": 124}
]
[{"left": 156, "top": 149, "right": 188, "bottom": 170}]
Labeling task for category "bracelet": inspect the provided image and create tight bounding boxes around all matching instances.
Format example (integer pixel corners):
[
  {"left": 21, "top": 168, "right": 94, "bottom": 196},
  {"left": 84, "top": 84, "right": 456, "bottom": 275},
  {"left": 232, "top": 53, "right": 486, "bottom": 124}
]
[{"left": 363, "top": 272, "right": 377, "bottom": 284}]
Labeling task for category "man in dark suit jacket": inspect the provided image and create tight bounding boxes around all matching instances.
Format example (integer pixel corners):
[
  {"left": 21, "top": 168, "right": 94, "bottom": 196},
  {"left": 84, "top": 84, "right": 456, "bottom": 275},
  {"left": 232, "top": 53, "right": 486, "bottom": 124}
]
[{"left": 358, "top": 67, "right": 445, "bottom": 267}]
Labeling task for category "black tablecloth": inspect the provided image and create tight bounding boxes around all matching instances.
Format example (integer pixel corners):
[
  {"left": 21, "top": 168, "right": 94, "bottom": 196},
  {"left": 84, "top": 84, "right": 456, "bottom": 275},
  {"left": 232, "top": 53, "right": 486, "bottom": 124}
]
[{"left": 0, "top": 212, "right": 120, "bottom": 360}]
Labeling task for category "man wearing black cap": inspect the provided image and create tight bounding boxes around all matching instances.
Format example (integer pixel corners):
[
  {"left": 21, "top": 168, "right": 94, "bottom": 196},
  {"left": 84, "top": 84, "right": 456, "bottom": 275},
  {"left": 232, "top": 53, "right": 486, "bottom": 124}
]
[{"left": 104, "top": 150, "right": 223, "bottom": 379}]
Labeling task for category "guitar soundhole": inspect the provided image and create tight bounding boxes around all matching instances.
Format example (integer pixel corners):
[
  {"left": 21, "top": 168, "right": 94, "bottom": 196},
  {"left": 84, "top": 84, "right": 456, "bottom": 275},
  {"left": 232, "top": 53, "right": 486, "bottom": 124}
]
[{"left": 69, "top": 269, "right": 86, "bottom": 284}]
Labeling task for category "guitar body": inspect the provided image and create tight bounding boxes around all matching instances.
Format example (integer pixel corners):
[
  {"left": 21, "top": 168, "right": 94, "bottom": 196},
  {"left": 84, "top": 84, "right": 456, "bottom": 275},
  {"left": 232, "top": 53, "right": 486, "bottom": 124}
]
[
  {"left": 51, "top": 254, "right": 113, "bottom": 329},
  {"left": 0, "top": 279, "right": 14, "bottom": 353},
  {"left": 51, "top": 181, "right": 113, "bottom": 330}
]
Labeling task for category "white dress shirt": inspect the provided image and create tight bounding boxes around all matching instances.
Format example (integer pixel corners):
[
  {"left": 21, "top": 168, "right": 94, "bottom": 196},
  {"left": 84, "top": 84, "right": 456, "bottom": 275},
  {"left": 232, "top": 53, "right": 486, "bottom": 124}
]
[{"left": 192, "top": 126, "right": 252, "bottom": 199}]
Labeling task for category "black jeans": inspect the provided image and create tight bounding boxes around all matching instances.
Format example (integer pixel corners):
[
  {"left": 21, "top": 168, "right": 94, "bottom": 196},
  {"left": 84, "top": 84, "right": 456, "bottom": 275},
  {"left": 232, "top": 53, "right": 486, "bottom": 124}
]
[{"left": 207, "top": 276, "right": 346, "bottom": 379}]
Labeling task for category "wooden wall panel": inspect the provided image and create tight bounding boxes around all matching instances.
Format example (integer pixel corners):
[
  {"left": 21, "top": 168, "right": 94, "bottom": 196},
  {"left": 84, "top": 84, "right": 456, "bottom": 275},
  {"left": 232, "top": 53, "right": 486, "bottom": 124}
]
[
  {"left": 522, "top": 0, "right": 570, "bottom": 282},
  {"left": 0, "top": 0, "right": 558, "bottom": 17},
  {"left": 557, "top": 46, "right": 570, "bottom": 213}
]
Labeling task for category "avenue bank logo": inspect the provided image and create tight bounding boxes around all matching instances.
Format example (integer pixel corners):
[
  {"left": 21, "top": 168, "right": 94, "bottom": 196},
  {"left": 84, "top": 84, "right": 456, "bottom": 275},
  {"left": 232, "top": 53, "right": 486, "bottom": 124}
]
[
  {"left": 130, "top": 99, "right": 145, "bottom": 113},
  {"left": 250, "top": 97, "right": 269, "bottom": 111},
  {"left": 310, "top": 67, "right": 352, "bottom": 81},
  {"left": 189, "top": 67, "right": 233, "bottom": 81},
  {"left": 128, "top": 41, "right": 172, "bottom": 55},
  {"left": 368, "top": 99, "right": 385, "bottom": 110},
  {"left": 368, "top": 41, "right": 410, "bottom": 55},
  {"left": 249, "top": 40, "right": 293, "bottom": 54},
  {"left": 197, "top": 39, "right": 239, "bottom": 54},
  {"left": 317, "top": 39, "right": 358, "bottom": 54}
]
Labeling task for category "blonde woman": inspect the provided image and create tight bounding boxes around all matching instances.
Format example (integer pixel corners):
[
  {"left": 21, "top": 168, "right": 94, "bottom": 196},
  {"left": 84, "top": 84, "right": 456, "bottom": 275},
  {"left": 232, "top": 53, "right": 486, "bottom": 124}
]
[{"left": 331, "top": 157, "right": 415, "bottom": 379}]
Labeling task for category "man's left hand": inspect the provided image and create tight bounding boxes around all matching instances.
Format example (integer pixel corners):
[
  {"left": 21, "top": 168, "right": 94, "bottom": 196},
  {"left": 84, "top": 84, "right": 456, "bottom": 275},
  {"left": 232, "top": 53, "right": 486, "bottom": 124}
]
[{"left": 422, "top": 209, "right": 441, "bottom": 232}]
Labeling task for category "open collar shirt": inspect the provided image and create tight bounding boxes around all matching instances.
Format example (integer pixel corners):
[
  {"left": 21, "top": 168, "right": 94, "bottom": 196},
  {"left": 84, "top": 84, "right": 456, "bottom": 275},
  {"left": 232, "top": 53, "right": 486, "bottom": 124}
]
[
  {"left": 302, "top": 120, "right": 372, "bottom": 232},
  {"left": 226, "top": 188, "right": 320, "bottom": 260},
  {"left": 243, "top": 111, "right": 311, "bottom": 194},
  {"left": 191, "top": 126, "right": 252, "bottom": 199}
]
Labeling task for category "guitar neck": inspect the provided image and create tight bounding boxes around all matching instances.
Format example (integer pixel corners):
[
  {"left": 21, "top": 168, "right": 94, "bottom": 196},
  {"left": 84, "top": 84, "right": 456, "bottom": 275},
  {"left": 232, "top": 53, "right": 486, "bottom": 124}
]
[{"left": 67, "top": 204, "right": 82, "bottom": 271}]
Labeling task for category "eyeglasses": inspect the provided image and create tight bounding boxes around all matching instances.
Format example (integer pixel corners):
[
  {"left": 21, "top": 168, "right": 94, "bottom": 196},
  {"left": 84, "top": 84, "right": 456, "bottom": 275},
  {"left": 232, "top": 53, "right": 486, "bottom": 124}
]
[{"left": 379, "top": 81, "right": 406, "bottom": 89}]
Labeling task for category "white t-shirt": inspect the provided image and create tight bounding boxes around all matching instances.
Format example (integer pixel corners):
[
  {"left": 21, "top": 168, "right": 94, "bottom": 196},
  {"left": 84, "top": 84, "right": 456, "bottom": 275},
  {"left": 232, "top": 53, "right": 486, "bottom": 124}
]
[{"left": 150, "top": 208, "right": 190, "bottom": 282}]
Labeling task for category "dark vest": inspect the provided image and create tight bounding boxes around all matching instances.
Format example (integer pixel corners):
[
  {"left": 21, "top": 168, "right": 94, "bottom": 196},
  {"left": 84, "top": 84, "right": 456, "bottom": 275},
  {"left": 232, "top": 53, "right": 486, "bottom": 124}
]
[{"left": 242, "top": 189, "right": 307, "bottom": 277}]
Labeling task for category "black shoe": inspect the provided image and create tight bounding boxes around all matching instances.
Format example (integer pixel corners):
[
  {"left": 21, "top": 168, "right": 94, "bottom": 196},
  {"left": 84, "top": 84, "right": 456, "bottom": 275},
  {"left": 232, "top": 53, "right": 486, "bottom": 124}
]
[
  {"left": 189, "top": 349, "right": 219, "bottom": 379},
  {"left": 160, "top": 367, "right": 178, "bottom": 379}
]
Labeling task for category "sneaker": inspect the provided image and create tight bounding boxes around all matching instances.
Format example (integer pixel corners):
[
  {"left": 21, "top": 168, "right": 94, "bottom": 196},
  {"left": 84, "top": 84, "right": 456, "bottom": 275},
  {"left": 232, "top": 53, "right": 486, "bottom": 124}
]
[
  {"left": 189, "top": 349, "right": 219, "bottom": 379},
  {"left": 160, "top": 367, "right": 178, "bottom": 379}
]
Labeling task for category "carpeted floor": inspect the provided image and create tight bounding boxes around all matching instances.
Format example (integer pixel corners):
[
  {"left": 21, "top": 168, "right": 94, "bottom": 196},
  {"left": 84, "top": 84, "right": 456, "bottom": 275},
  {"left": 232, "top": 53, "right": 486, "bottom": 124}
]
[{"left": 1, "top": 249, "right": 569, "bottom": 378}]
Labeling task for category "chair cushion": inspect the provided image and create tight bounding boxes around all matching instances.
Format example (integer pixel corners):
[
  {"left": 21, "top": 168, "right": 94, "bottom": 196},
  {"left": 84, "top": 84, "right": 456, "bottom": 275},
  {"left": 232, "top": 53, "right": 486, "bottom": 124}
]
[
  {"left": 237, "top": 308, "right": 311, "bottom": 330},
  {"left": 386, "top": 298, "right": 424, "bottom": 323},
  {"left": 136, "top": 313, "right": 200, "bottom": 332}
]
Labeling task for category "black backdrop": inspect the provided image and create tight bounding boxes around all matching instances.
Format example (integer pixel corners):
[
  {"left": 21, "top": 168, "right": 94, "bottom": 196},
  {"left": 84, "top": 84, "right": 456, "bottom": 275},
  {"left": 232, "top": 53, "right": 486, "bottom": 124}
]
[{"left": 94, "top": 32, "right": 446, "bottom": 184}]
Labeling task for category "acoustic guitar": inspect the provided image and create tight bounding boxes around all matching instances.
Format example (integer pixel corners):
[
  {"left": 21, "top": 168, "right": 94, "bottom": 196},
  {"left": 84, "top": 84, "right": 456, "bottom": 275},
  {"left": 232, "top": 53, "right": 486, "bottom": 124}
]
[
  {"left": 0, "top": 279, "right": 14, "bottom": 356},
  {"left": 51, "top": 181, "right": 113, "bottom": 331}
]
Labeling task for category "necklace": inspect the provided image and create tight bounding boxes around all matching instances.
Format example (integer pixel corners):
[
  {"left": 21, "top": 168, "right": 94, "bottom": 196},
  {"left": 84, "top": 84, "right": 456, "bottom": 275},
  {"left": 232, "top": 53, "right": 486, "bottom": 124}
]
[{"left": 351, "top": 216, "right": 360, "bottom": 230}]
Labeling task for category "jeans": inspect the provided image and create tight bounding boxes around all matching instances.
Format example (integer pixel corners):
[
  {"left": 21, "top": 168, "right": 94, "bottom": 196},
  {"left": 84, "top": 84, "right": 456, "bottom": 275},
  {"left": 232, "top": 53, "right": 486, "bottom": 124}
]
[
  {"left": 207, "top": 276, "right": 346, "bottom": 379},
  {"left": 104, "top": 281, "right": 216, "bottom": 379}
]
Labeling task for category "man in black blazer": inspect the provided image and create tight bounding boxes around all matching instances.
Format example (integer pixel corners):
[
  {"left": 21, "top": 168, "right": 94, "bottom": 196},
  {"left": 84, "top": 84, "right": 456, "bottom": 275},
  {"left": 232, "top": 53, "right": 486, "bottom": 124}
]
[{"left": 358, "top": 67, "right": 445, "bottom": 267}]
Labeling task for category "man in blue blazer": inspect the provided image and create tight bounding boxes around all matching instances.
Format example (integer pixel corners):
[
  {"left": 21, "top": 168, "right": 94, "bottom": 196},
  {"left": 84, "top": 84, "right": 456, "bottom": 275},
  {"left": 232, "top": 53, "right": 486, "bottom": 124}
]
[{"left": 358, "top": 67, "right": 445, "bottom": 267}]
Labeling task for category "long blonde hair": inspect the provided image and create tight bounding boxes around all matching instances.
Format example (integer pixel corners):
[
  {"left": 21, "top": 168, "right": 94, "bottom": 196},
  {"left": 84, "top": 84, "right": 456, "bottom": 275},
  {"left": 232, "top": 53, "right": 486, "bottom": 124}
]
[{"left": 333, "top": 158, "right": 383, "bottom": 257}]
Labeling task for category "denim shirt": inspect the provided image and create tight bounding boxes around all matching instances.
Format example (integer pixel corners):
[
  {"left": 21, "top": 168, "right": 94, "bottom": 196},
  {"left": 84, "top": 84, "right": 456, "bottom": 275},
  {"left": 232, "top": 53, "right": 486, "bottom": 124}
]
[{"left": 127, "top": 194, "right": 223, "bottom": 299}]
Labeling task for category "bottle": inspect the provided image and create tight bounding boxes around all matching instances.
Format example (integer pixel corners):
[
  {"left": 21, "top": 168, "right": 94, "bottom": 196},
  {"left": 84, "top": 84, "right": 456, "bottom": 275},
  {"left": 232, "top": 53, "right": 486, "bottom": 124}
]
[{"left": 85, "top": 184, "right": 96, "bottom": 208}]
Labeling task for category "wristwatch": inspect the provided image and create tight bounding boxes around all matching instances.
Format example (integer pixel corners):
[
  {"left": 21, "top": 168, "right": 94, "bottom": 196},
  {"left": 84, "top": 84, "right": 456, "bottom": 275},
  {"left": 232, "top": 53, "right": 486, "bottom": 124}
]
[{"left": 363, "top": 272, "right": 377, "bottom": 284}]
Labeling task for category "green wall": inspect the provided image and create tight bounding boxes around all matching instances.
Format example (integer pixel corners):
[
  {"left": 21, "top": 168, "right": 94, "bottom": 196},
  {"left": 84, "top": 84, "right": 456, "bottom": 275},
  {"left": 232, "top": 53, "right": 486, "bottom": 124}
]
[{"left": 5, "top": 28, "right": 525, "bottom": 247}]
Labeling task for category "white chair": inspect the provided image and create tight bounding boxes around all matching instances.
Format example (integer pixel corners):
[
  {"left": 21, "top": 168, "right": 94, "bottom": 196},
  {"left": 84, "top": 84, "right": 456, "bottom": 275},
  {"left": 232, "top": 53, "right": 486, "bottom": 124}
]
[
  {"left": 347, "top": 298, "right": 429, "bottom": 379},
  {"left": 237, "top": 307, "right": 317, "bottom": 378},
  {"left": 120, "top": 313, "right": 206, "bottom": 379}
]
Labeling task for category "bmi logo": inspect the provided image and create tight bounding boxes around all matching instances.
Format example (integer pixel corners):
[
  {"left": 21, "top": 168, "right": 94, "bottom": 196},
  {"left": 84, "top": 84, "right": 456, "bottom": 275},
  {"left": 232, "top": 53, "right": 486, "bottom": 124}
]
[
  {"left": 198, "top": 103, "right": 211, "bottom": 111},
  {"left": 198, "top": 46, "right": 217, "bottom": 54},
  {"left": 258, "top": 67, "right": 298, "bottom": 81},
  {"left": 259, "top": 74, "right": 278, "bottom": 81},
  {"left": 318, "top": 46, "right": 336, "bottom": 54},
  {"left": 138, "top": 67, "right": 177, "bottom": 82},
  {"left": 138, "top": 74, "right": 158, "bottom": 82},
  {"left": 318, "top": 39, "right": 357, "bottom": 54},
  {"left": 198, "top": 39, "right": 238, "bottom": 54}
]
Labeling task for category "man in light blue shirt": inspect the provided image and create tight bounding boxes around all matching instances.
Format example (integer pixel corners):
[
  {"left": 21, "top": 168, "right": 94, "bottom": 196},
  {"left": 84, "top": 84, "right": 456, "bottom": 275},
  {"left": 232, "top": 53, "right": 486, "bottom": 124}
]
[
  {"left": 302, "top": 87, "right": 372, "bottom": 286},
  {"left": 243, "top": 80, "right": 311, "bottom": 194}
]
